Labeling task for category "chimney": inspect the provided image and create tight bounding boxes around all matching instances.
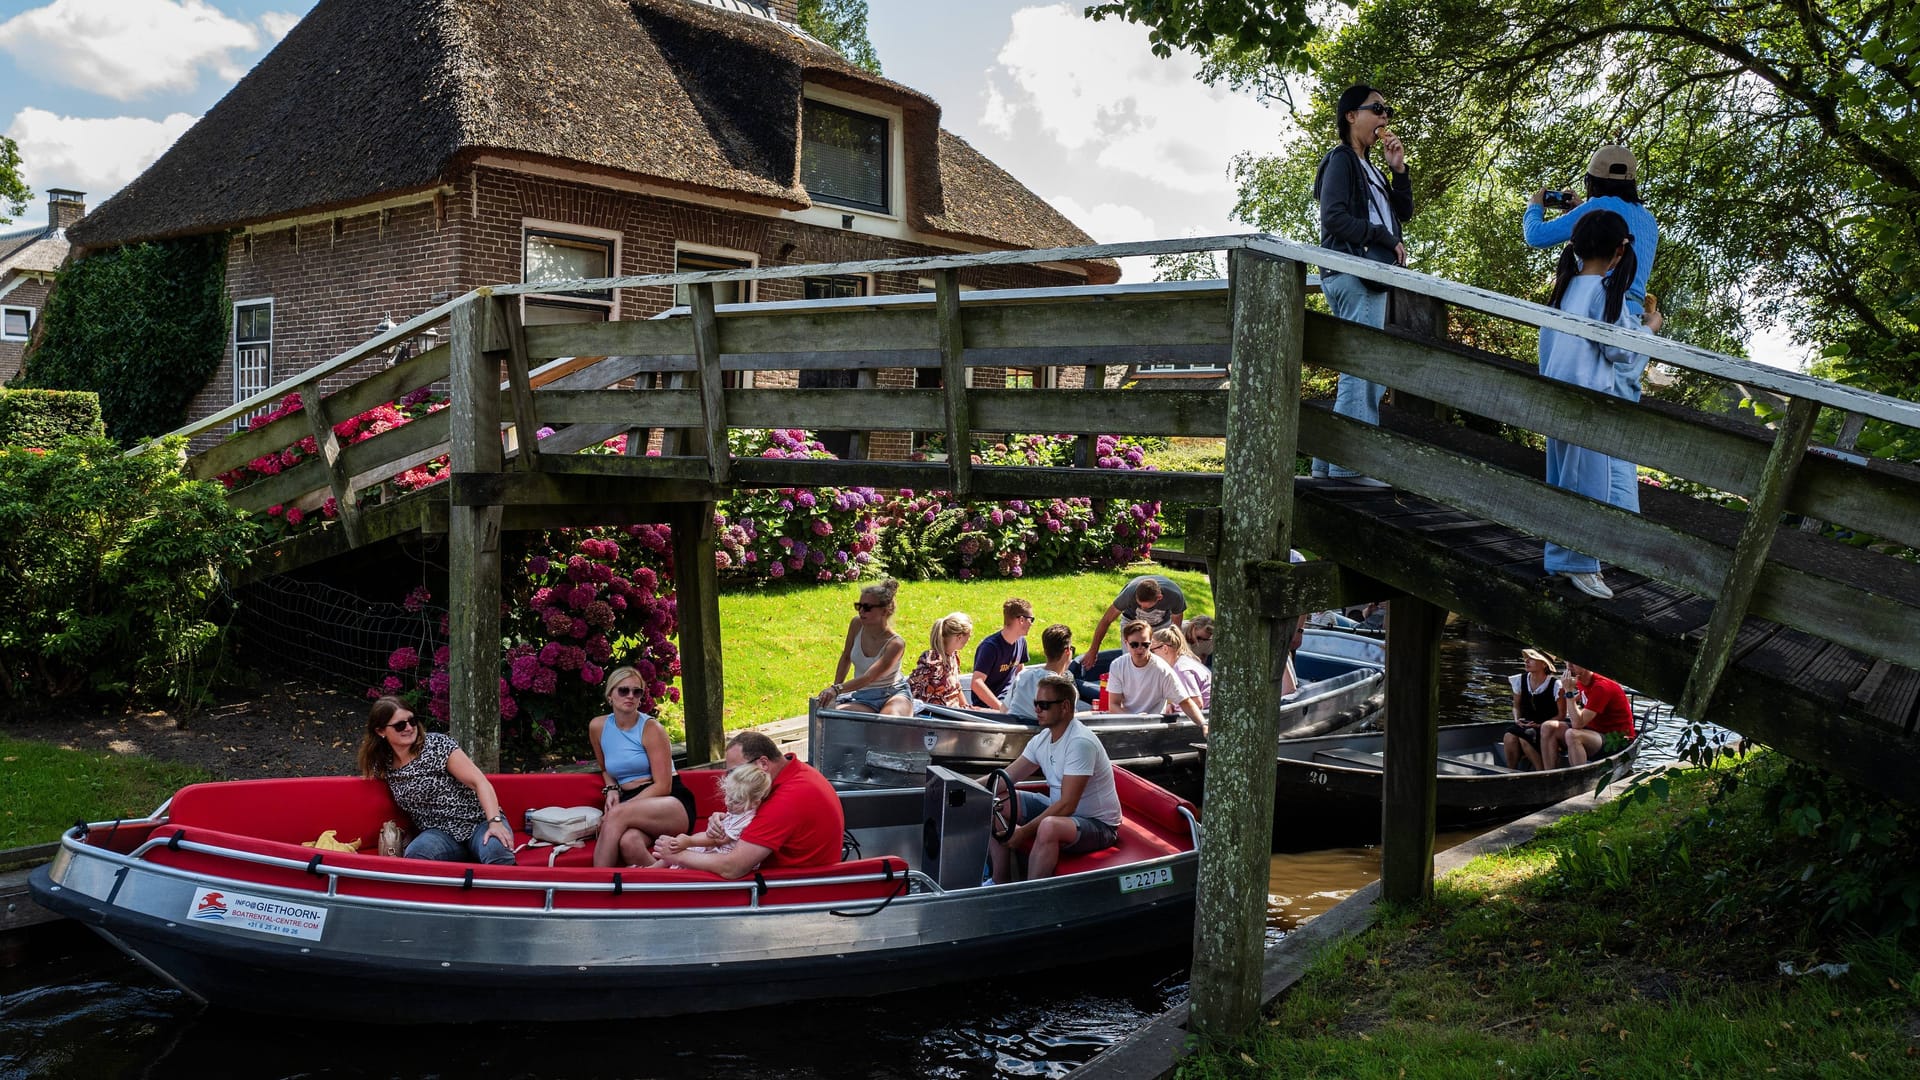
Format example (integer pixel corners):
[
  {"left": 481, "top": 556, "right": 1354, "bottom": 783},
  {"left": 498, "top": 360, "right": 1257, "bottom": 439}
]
[{"left": 47, "top": 189, "right": 86, "bottom": 232}]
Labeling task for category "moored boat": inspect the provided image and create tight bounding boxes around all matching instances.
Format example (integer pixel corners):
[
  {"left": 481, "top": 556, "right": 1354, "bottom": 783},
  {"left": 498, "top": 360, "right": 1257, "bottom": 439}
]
[
  {"left": 30, "top": 764, "right": 1198, "bottom": 1022},
  {"left": 811, "top": 628, "right": 1385, "bottom": 800}
]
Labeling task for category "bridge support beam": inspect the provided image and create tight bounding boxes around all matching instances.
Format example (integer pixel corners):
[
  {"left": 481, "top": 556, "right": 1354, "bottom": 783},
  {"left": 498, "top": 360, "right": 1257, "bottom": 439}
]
[
  {"left": 448, "top": 293, "right": 505, "bottom": 770},
  {"left": 1189, "top": 248, "right": 1304, "bottom": 1042},
  {"left": 672, "top": 501, "right": 726, "bottom": 766},
  {"left": 1381, "top": 596, "right": 1446, "bottom": 902}
]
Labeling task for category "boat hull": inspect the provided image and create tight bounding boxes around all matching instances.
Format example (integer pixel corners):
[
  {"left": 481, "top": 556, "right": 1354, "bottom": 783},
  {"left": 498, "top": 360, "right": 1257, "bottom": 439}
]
[{"left": 29, "top": 770, "right": 1199, "bottom": 1023}]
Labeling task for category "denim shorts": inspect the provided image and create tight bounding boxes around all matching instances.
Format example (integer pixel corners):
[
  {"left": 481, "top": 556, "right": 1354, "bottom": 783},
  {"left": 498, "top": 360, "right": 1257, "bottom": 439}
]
[
  {"left": 839, "top": 679, "right": 911, "bottom": 711},
  {"left": 1016, "top": 791, "right": 1120, "bottom": 855},
  {"left": 404, "top": 824, "right": 516, "bottom": 865}
]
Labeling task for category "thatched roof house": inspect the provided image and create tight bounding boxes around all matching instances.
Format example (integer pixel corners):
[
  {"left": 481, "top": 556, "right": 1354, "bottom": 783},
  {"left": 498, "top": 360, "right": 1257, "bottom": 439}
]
[{"left": 69, "top": 0, "right": 1110, "bottom": 271}]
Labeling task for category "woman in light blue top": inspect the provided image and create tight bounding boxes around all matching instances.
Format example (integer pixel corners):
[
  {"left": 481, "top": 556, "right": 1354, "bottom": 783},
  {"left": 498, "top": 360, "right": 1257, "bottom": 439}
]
[
  {"left": 589, "top": 665, "right": 694, "bottom": 867},
  {"left": 1523, "top": 144, "right": 1662, "bottom": 511}
]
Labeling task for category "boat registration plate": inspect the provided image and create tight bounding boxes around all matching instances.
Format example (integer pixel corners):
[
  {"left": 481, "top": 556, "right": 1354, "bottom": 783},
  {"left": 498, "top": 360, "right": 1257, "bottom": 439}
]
[
  {"left": 187, "top": 887, "right": 329, "bottom": 941},
  {"left": 1118, "top": 866, "right": 1174, "bottom": 894}
]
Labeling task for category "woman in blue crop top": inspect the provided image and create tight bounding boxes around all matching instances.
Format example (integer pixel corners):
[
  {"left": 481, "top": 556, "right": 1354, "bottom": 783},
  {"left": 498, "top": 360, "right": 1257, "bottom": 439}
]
[{"left": 588, "top": 665, "right": 695, "bottom": 867}]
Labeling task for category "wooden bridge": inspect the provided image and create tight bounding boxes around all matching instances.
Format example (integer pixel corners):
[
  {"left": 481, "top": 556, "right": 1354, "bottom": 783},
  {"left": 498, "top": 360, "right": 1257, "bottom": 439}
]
[{"left": 150, "top": 234, "right": 1920, "bottom": 1037}]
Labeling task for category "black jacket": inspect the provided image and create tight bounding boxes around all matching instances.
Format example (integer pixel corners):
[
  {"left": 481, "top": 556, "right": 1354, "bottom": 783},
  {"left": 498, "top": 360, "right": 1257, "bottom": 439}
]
[{"left": 1311, "top": 143, "right": 1413, "bottom": 271}]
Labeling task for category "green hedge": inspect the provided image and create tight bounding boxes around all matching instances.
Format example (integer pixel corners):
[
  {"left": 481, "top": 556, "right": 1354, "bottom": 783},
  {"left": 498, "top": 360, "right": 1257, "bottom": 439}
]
[
  {"left": 15, "top": 235, "right": 229, "bottom": 446},
  {"left": 0, "top": 388, "right": 104, "bottom": 447}
]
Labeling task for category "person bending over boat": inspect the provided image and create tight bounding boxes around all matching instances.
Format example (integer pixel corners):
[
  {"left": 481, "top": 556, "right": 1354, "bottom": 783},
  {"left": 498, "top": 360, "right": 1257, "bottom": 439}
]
[
  {"left": 653, "top": 763, "right": 771, "bottom": 870},
  {"left": 819, "top": 578, "right": 912, "bottom": 716},
  {"left": 659, "top": 732, "right": 845, "bottom": 877},
  {"left": 1183, "top": 615, "right": 1215, "bottom": 670},
  {"left": 591, "top": 666, "right": 697, "bottom": 867},
  {"left": 1105, "top": 620, "right": 1208, "bottom": 728},
  {"left": 1539, "top": 662, "right": 1637, "bottom": 769},
  {"left": 1004, "top": 623, "right": 1077, "bottom": 720},
  {"left": 1504, "top": 648, "right": 1565, "bottom": 771},
  {"left": 1151, "top": 626, "right": 1212, "bottom": 710},
  {"left": 1079, "top": 575, "right": 1185, "bottom": 669},
  {"left": 907, "top": 611, "right": 973, "bottom": 708},
  {"left": 971, "top": 597, "right": 1033, "bottom": 711},
  {"left": 988, "top": 674, "right": 1123, "bottom": 882},
  {"left": 359, "top": 696, "right": 515, "bottom": 865}
]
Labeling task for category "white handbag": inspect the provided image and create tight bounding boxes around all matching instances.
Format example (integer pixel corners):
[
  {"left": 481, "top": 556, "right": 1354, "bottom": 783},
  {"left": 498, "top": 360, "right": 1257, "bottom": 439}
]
[{"left": 525, "top": 805, "right": 603, "bottom": 845}]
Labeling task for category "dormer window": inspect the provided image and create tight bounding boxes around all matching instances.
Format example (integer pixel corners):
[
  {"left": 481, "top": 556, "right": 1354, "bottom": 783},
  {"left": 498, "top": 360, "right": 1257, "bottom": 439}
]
[{"left": 801, "top": 100, "right": 889, "bottom": 214}]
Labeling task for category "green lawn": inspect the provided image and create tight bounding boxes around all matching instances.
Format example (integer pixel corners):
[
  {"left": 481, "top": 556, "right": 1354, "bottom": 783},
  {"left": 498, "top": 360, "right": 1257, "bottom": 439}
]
[
  {"left": 703, "top": 565, "right": 1214, "bottom": 731},
  {"left": 0, "top": 735, "right": 212, "bottom": 851}
]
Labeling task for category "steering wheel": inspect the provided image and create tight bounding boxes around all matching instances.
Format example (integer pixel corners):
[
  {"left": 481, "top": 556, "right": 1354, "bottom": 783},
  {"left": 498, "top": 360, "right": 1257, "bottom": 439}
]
[{"left": 985, "top": 768, "right": 1020, "bottom": 844}]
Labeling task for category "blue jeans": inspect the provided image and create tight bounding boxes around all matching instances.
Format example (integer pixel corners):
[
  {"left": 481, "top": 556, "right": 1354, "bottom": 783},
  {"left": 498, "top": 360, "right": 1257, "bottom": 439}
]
[
  {"left": 405, "top": 824, "right": 516, "bottom": 865},
  {"left": 1311, "top": 272, "right": 1391, "bottom": 479}
]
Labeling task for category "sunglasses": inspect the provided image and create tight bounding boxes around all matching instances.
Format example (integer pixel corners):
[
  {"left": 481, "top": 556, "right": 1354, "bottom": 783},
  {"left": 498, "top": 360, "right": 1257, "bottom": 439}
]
[
  {"left": 612, "top": 686, "right": 645, "bottom": 698},
  {"left": 1127, "top": 641, "right": 1150, "bottom": 650},
  {"left": 1355, "top": 102, "right": 1394, "bottom": 118},
  {"left": 1033, "top": 698, "right": 1070, "bottom": 709},
  {"left": 384, "top": 718, "right": 416, "bottom": 731},
  {"left": 854, "top": 601, "right": 884, "bottom": 612}
]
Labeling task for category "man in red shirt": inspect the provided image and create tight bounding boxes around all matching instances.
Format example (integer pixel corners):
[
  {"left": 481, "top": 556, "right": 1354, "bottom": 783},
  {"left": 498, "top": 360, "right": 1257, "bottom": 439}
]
[
  {"left": 654, "top": 731, "right": 844, "bottom": 877},
  {"left": 1540, "top": 662, "right": 1636, "bottom": 768}
]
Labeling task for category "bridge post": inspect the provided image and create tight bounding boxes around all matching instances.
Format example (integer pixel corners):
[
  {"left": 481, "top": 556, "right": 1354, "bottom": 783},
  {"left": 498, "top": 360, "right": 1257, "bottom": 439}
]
[
  {"left": 672, "top": 500, "right": 727, "bottom": 766},
  {"left": 1381, "top": 595, "right": 1446, "bottom": 902},
  {"left": 934, "top": 270, "right": 973, "bottom": 496},
  {"left": 447, "top": 293, "right": 504, "bottom": 770},
  {"left": 1188, "top": 248, "right": 1304, "bottom": 1041}
]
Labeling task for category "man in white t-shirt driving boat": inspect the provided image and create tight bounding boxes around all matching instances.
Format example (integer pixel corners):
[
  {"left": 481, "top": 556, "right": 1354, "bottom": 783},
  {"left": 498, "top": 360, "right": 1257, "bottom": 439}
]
[{"left": 987, "top": 673, "right": 1123, "bottom": 881}]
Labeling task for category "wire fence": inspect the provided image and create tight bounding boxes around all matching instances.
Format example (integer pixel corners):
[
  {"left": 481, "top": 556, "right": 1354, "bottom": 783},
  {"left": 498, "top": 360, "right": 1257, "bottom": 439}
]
[{"left": 233, "top": 573, "right": 446, "bottom": 695}]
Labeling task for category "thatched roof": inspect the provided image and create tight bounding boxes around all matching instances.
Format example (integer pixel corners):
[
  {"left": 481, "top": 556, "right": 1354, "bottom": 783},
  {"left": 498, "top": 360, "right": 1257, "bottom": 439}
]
[
  {"left": 0, "top": 226, "right": 68, "bottom": 277},
  {"left": 70, "top": 0, "right": 1112, "bottom": 279}
]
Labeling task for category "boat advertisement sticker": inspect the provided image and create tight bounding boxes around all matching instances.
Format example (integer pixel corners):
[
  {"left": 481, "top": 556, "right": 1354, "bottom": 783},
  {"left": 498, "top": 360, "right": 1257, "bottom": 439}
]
[{"left": 187, "top": 888, "right": 328, "bottom": 941}]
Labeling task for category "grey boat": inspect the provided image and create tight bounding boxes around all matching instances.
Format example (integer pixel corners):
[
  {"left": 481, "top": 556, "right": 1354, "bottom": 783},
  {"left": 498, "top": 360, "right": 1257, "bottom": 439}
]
[{"left": 812, "top": 628, "right": 1386, "bottom": 799}]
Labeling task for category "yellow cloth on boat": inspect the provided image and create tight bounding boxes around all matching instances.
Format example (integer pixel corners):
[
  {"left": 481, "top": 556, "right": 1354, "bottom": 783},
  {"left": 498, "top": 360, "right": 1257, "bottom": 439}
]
[{"left": 302, "top": 830, "right": 362, "bottom": 852}]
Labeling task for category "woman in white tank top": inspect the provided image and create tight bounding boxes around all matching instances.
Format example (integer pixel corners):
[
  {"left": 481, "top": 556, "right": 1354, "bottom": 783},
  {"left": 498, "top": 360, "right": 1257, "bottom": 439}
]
[{"left": 817, "top": 578, "right": 911, "bottom": 715}]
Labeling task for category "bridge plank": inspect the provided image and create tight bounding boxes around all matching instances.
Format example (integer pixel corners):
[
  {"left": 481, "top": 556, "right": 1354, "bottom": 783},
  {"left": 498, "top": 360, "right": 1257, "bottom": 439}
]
[
  {"left": 1847, "top": 662, "right": 1920, "bottom": 733},
  {"left": 1797, "top": 644, "right": 1876, "bottom": 713}
]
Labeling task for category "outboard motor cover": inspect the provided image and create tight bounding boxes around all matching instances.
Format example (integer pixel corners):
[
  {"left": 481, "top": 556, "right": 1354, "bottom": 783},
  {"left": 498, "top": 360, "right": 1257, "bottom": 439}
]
[{"left": 922, "top": 766, "right": 992, "bottom": 890}]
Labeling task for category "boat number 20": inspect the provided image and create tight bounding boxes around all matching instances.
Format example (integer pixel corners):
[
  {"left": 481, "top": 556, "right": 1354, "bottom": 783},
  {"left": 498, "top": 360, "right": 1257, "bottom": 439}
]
[
  {"left": 1306, "top": 769, "right": 1329, "bottom": 786},
  {"left": 1119, "top": 866, "right": 1174, "bottom": 894}
]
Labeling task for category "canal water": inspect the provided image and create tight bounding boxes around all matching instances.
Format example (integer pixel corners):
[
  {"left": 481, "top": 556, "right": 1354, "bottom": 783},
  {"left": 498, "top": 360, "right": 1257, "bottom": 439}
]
[{"left": 0, "top": 620, "right": 1707, "bottom": 1080}]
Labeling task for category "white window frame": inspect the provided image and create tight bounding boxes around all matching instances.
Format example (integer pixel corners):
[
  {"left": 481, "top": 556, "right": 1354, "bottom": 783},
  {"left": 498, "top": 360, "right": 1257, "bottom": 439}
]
[
  {"left": 674, "top": 243, "right": 758, "bottom": 388},
  {"left": 522, "top": 218, "right": 622, "bottom": 322},
  {"left": 1135, "top": 360, "right": 1228, "bottom": 376},
  {"left": 794, "top": 85, "right": 904, "bottom": 228},
  {"left": 232, "top": 298, "right": 274, "bottom": 431},
  {"left": 801, "top": 273, "right": 874, "bottom": 301},
  {"left": 0, "top": 304, "right": 33, "bottom": 342}
]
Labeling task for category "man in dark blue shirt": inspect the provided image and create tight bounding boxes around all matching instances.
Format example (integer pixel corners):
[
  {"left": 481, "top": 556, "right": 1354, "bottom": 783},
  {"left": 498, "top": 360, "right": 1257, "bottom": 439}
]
[{"left": 971, "top": 597, "right": 1032, "bottom": 711}]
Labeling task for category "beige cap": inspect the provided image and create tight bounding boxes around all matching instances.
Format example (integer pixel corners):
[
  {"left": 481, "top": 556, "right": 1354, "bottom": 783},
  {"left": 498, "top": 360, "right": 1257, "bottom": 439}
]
[{"left": 1588, "top": 145, "right": 1637, "bottom": 181}]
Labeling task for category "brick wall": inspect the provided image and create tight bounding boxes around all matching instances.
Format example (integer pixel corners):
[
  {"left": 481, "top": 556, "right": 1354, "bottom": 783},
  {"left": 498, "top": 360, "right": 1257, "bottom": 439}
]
[
  {"left": 187, "top": 165, "right": 1091, "bottom": 458},
  {"left": 0, "top": 276, "right": 52, "bottom": 385}
]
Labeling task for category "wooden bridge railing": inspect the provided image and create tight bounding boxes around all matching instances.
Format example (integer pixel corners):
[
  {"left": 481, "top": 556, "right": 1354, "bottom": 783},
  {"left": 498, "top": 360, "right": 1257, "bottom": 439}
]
[{"left": 142, "top": 234, "right": 1920, "bottom": 1041}]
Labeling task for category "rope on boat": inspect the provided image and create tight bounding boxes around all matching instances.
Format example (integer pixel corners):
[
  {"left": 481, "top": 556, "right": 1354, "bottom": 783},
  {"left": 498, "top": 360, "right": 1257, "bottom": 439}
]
[
  {"left": 611, "top": 873, "right": 623, "bottom": 895},
  {"left": 167, "top": 829, "right": 185, "bottom": 851},
  {"left": 305, "top": 853, "right": 324, "bottom": 877},
  {"left": 830, "top": 858, "right": 908, "bottom": 919},
  {"left": 752, "top": 871, "right": 769, "bottom": 899},
  {"left": 461, "top": 869, "right": 474, "bottom": 890}
]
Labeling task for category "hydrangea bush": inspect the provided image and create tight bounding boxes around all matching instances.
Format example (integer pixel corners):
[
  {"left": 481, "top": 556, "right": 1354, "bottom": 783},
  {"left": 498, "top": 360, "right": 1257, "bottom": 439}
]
[
  {"left": 373, "top": 525, "right": 682, "bottom": 768},
  {"left": 712, "top": 429, "right": 883, "bottom": 586}
]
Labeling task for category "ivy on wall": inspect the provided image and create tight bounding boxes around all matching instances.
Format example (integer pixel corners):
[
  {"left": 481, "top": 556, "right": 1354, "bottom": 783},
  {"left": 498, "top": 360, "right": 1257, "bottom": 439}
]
[{"left": 15, "top": 235, "right": 229, "bottom": 446}]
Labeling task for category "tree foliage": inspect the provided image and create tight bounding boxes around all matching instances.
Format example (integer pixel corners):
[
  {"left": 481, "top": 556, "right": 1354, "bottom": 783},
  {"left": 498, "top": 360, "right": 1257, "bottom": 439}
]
[
  {"left": 796, "top": 0, "right": 882, "bottom": 74},
  {"left": 0, "top": 137, "right": 27, "bottom": 225},
  {"left": 1211, "top": 0, "right": 1920, "bottom": 423},
  {"left": 1084, "top": 0, "right": 1322, "bottom": 72},
  {"left": 15, "top": 236, "right": 230, "bottom": 446}
]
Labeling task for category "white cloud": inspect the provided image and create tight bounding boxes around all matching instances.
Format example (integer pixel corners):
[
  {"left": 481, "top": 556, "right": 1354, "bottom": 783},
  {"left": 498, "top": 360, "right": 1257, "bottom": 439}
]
[
  {"left": 258, "top": 9, "right": 302, "bottom": 42},
  {"left": 985, "top": 3, "right": 1282, "bottom": 195},
  {"left": 1045, "top": 194, "right": 1158, "bottom": 244},
  {"left": 0, "top": 0, "right": 261, "bottom": 101},
  {"left": 7, "top": 107, "right": 199, "bottom": 201}
]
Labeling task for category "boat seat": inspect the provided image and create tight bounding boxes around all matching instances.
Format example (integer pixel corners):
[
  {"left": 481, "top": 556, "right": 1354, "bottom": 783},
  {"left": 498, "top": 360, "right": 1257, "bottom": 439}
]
[
  {"left": 1436, "top": 754, "right": 1515, "bottom": 775},
  {"left": 1311, "top": 748, "right": 1384, "bottom": 769}
]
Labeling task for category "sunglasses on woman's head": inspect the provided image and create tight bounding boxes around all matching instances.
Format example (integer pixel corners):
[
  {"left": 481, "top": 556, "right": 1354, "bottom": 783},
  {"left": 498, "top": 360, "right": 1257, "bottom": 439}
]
[
  {"left": 384, "top": 718, "right": 415, "bottom": 731},
  {"left": 612, "top": 686, "right": 645, "bottom": 697},
  {"left": 1355, "top": 102, "right": 1394, "bottom": 117}
]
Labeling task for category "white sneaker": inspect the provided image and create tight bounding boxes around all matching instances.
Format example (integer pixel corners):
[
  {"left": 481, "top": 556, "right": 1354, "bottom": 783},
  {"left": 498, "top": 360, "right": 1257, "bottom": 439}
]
[
  {"left": 1343, "top": 476, "right": 1391, "bottom": 489},
  {"left": 1562, "top": 571, "right": 1613, "bottom": 599}
]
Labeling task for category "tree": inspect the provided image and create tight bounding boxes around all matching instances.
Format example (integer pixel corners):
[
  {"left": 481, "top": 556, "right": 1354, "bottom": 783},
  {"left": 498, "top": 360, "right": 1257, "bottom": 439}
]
[
  {"left": 0, "top": 137, "right": 29, "bottom": 225},
  {"left": 796, "top": 0, "right": 881, "bottom": 75},
  {"left": 1212, "top": 0, "right": 1919, "bottom": 423},
  {"left": 1085, "top": 0, "right": 1321, "bottom": 72}
]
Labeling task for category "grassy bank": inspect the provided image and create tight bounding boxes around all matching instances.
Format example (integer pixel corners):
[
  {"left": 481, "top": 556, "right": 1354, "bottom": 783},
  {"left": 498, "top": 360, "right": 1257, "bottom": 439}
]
[
  {"left": 709, "top": 565, "right": 1214, "bottom": 729},
  {"left": 1180, "top": 754, "right": 1920, "bottom": 1078},
  {"left": 1, "top": 735, "right": 211, "bottom": 851}
]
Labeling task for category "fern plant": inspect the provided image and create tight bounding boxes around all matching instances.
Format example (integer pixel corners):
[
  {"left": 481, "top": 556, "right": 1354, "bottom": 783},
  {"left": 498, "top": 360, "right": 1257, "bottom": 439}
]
[{"left": 877, "top": 506, "right": 966, "bottom": 581}]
